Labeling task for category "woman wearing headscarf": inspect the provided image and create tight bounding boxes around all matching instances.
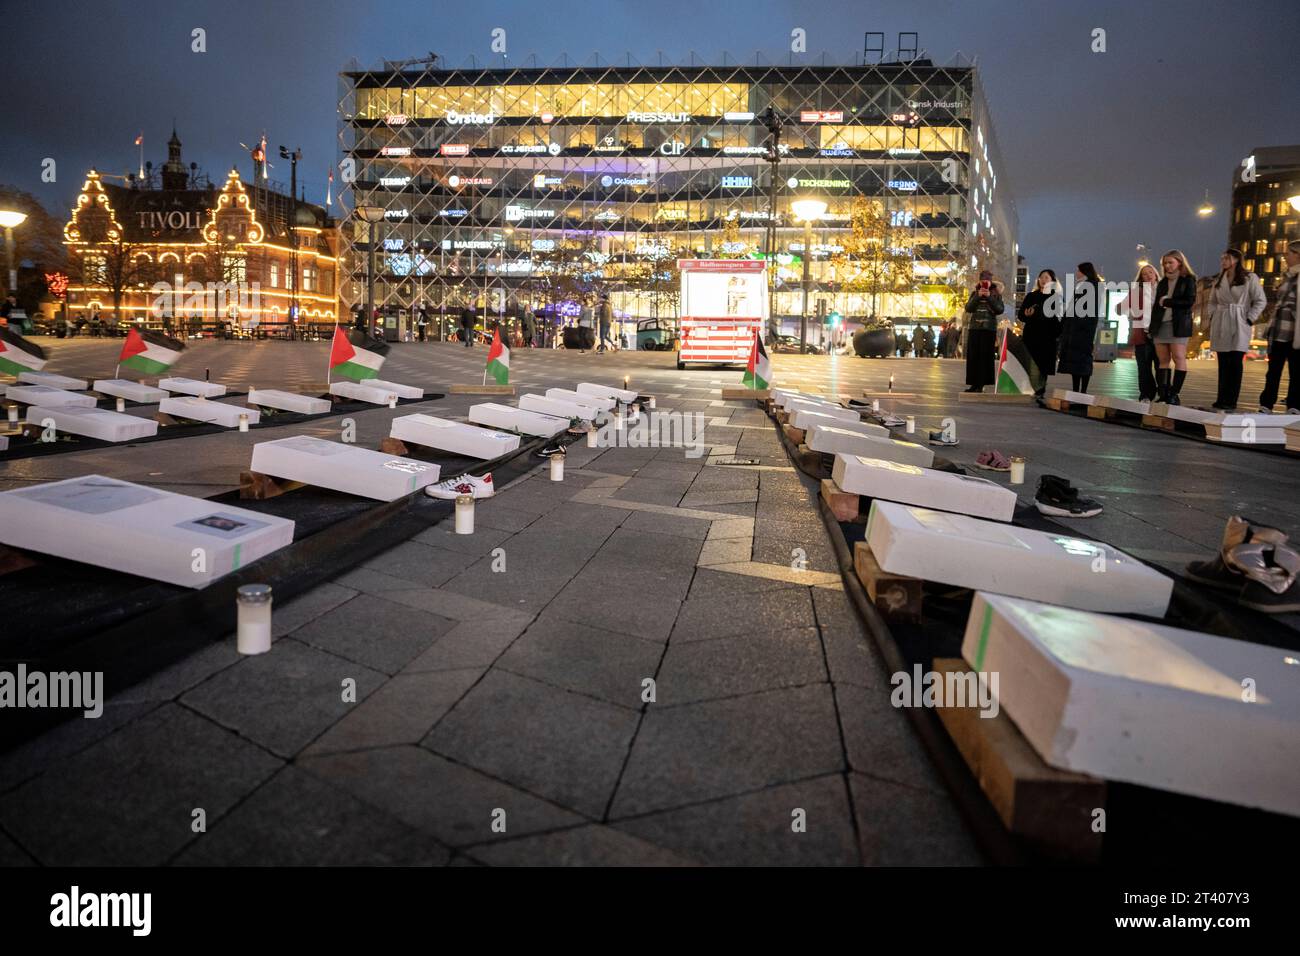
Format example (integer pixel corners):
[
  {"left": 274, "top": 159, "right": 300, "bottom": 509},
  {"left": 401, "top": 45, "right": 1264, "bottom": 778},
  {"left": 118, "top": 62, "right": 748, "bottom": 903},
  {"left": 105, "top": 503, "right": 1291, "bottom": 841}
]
[{"left": 962, "top": 270, "right": 1004, "bottom": 392}]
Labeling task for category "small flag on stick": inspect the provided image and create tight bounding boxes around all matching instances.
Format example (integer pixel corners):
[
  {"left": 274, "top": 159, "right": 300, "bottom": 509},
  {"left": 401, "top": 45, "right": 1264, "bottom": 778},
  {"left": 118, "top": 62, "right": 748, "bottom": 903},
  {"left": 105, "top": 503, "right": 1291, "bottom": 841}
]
[
  {"left": 484, "top": 327, "right": 510, "bottom": 385},
  {"left": 741, "top": 331, "right": 771, "bottom": 390}
]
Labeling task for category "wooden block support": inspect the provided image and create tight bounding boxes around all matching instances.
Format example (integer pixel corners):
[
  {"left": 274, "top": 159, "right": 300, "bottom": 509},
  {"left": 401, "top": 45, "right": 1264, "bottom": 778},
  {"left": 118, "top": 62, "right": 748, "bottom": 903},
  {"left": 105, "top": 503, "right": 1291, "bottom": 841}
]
[
  {"left": 447, "top": 384, "right": 516, "bottom": 396},
  {"left": 774, "top": 410, "right": 790, "bottom": 425},
  {"left": 853, "top": 541, "right": 923, "bottom": 621},
  {"left": 820, "top": 478, "right": 860, "bottom": 522},
  {"left": 794, "top": 443, "right": 828, "bottom": 479},
  {"left": 721, "top": 387, "right": 770, "bottom": 400},
  {"left": 1140, "top": 414, "right": 1175, "bottom": 432},
  {"left": 1044, "top": 398, "right": 1068, "bottom": 412},
  {"left": 239, "top": 470, "right": 308, "bottom": 500},
  {"left": 781, "top": 422, "right": 806, "bottom": 446},
  {"left": 378, "top": 436, "right": 409, "bottom": 455},
  {"left": 932, "top": 657, "right": 1106, "bottom": 862},
  {"left": 1086, "top": 404, "right": 1113, "bottom": 420}
]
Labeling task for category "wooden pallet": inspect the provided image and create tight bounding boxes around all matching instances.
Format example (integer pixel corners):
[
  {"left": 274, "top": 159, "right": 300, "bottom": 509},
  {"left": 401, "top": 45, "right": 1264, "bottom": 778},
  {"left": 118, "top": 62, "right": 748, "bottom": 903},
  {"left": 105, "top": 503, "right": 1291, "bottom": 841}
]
[
  {"left": 819, "top": 478, "right": 859, "bottom": 522},
  {"left": 932, "top": 656, "right": 1106, "bottom": 861},
  {"left": 446, "top": 384, "right": 516, "bottom": 395},
  {"left": 1140, "top": 413, "right": 1175, "bottom": 432},
  {"left": 721, "top": 387, "right": 770, "bottom": 400},
  {"left": 853, "top": 541, "right": 923, "bottom": 622},
  {"left": 1086, "top": 404, "right": 1116, "bottom": 420},
  {"left": 781, "top": 422, "right": 806, "bottom": 446},
  {"left": 958, "top": 391, "right": 1036, "bottom": 404},
  {"left": 793, "top": 443, "right": 829, "bottom": 479},
  {"left": 239, "top": 470, "right": 308, "bottom": 500},
  {"left": 1044, "top": 397, "right": 1069, "bottom": 412}
]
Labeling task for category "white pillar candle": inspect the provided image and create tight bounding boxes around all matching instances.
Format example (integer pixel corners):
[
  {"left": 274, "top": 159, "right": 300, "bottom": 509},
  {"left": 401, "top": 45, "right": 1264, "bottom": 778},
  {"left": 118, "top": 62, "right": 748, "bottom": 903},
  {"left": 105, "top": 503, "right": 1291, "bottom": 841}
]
[
  {"left": 550, "top": 451, "right": 565, "bottom": 482},
  {"left": 238, "top": 413, "right": 249, "bottom": 433},
  {"left": 905, "top": 416, "right": 915, "bottom": 434},
  {"left": 6, "top": 405, "right": 17, "bottom": 423},
  {"left": 1010, "top": 457, "right": 1026, "bottom": 485},
  {"left": 871, "top": 398, "right": 880, "bottom": 412},
  {"left": 235, "top": 584, "right": 273, "bottom": 655},
  {"left": 115, "top": 397, "right": 125, "bottom": 412},
  {"left": 388, "top": 394, "right": 398, "bottom": 409},
  {"left": 586, "top": 427, "right": 598, "bottom": 448},
  {"left": 648, "top": 396, "right": 656, "bottom": 409},
  {"left": 455, "top": 493, "right": 474, "bottom": 534}
]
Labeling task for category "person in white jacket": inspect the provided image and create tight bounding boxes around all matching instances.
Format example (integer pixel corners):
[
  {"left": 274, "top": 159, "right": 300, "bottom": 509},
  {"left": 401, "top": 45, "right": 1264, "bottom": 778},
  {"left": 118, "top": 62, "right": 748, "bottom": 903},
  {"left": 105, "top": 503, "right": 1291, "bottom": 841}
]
[
  {"left": 1121, "top": 263, "right": 1160, "bottom": 401},
  {"left": 1208, "top": 248, "right": 1267, "bottom": 409}
]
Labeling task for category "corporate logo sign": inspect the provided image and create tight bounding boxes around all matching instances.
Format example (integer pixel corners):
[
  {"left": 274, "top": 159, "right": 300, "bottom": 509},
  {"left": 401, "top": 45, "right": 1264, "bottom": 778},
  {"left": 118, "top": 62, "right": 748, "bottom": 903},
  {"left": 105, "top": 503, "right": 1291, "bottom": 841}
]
[
  {"left": 446, "top": 175, "right": 492, "bottom": 187},
  {"left": 501, "top": 143, "right": 562, "bottom": 155},
  {"left": 787, "top": 176, "right": 852, "bottom": 190},
  {"left": 626, "top": 111, "right": 690, "bottom": 123},
  {"left": 440, "top": 144, "right": 470, "bottom": 156},
  {"left": 800, "top": 110, "right": 844, "bottom": 123},
  {"left": 380, "top": 146, "right": 411, "bottom": 156},
  {"left": 446, "top": 109, "right": 496, "bottom": 125},
  {"left": 888, "top": 179, "right": 919, "bottom": 191},
  {"left": 600, "top": 175, "right": 650, "bottom": 187},
  {"left": 721, "top": 176, "right": 753, "bottom": 189}
]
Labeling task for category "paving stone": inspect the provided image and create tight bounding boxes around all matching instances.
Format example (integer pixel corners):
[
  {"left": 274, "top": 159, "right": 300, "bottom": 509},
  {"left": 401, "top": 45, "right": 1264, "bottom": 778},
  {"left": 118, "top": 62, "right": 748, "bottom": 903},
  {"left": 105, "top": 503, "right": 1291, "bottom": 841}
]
[
  {"left": 0, "top": 704, "right": 281, "bottom": 866},
  {"left": 611, "top": 685, "right": 843, "bottom": 817},
  {"left": 634, "top": 461, "right": 706, "bottom": 482},
  {"left": 331, "top": 565, "right": 420, "bottom": 595},
  {"left": 680, "top": 488, "right": 760, "bottom": 508},
  {"left": 848, "top": 772, "right": 984, "bottom": 865},
  {"left": 425, "top": 670, "right": 641, "bottom": 817},
  {"left": 374, "top": 585, "right": 537, "bottom": 625},
  {"left": 271, "top": 582, "right": 359, "bottom": 637},
  {"left": 175, "top": 766, "right": 451, "bottom": 865},
  {"left": 412, "top": 522, "right": 512, "bottom": 557},
  {"left": 751, "top": 536, "right": 837, "bottom": 573},
  {"left": 298, "top": 745, "right": 584, "bottom": 847},
  {"left": 546, "top": 562, "right": 690, "bottom": 642},
  {"left": 697, "top": 536, "right": 752, "bottom": 566},
  {"left": 821, "top": 627, "right": 889, "bottom": 689},
  {"left": 706, "top": 517, "right": 755, "bottom": 540},
  {"left": 0, "top": 700, "right": 159, "bottom": 793},
  {"left": 401, "top": 618, "right": 532, "bottom": 672},
  {"left": 181, "top": 638, "right": 387, "bottom": 758},
  {"left": 465, "top": 823, "right": 696, "bottom": 866},
  {"left": 834, "top": 683, "right": 948, "bottom": 794},
  {"left": 304, "top": 668, "right": 484, "bottom": 754},
  {"left": 291, "top": 592, "right": 456, "bottom": 674},
  {"left": 686, "top": 567, "right": 807, "bottom": 600},
  {"left": 615, "top": 774, "right": 858, "bottom": 866},
  {"left": 621, "top": 508, "right": 711, "bottom": 539},
  {"left": 656, "top": 627, "right": 826, "bottom": 705},
  {"left": 614, "top": 477, "right": 690, "bottom": 507},
  {"left": 672, "top": 585, "right": 816, "bottom": 642},
  {"left": 597, "top": 527, "right": 703, "bottom": 568},
  {"left": 496, "top": 478, "right": 584, "bottom": 514},
  {"left": 473, "top": 503, "right": 542, "bottom": 533},
  {"left": 361, "top": 540, "right": 475, "bottom": 588}
]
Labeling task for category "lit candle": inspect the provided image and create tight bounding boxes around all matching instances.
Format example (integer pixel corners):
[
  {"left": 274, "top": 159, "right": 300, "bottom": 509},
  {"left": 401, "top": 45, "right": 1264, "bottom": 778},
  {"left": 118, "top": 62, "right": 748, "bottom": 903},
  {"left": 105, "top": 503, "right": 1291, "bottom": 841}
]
[
  {"left": 550, "top": 451, "right": 565, "bottom": 482},
  {"left": 455, "top": 493, "right": 474, "bottom": 534},
  {"left": 388, "top": 394, "right": 397, "bottom": 409},
  {"left": 115, "top": 397, "right": 125, "bottom": 412},
  {"left": 6, "top": 405, "right": 17, "bottom": 423},
  {"left": 1009, "top": 456, "right": 1026, "bottom": 485},
  {"left": 235, "top": 584, "right": 273, "bottom": 655},
  {"left": 889, "top": 375, "right": 894, "bottom": 392},
  {"left": 871, "top": 398, "right": 880, "bottom": 412},
  {"left": 905, "top": 416, "right": 915, "bottom": 434},
  {"left": 586, "top": 426, "right": 598, "bottom": 448},
  {"left": 238, "top": 412, "right": 249, "bottom": 433}
]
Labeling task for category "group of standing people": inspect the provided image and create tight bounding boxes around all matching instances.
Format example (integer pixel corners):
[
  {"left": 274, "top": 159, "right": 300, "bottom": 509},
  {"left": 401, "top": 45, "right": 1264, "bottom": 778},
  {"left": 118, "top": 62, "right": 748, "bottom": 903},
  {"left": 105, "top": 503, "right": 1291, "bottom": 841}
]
[{"left": 1015, "top": 262, "right": 1111, "bottom": 398}]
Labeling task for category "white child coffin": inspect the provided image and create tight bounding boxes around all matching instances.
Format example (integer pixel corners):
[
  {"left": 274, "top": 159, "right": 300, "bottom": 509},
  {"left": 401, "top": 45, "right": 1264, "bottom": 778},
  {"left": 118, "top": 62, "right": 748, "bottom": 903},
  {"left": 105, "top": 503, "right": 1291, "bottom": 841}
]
[
  {"left": 790, "top": 407, "right": 888, "bottom": 436},
  {"left": 1095, "top": 395, "right": 1150, "bottom": 415},
  {"left": 807, "top": 425, "right": 934, "bottom": 467},
  {"left": 329, "top": 380, "right": 398, "bottom": 405},
  {"left": 519, "top": 393, "right": 598, "bottom": 420},
  {"left": 0, "top": 474, "right": 294, "bottom": 588},
  {"left": 25, "top": 405, "right": 158, "bottom": 442},
  {"left": 159, "top": 377, "right": 227, "bottom": 398},
  {"left": 368, "top": 379, "right": 424, "bottom": 400},
  {"left": 577, "top": 382, "right": 638, "bottom": 404},
  {"left": 866, "top": 500, "right": 1171, "bottom": 616},
  {"left": 6, "top": 385, "right": 96, "bottom": 408},
  {"left": 469, "top": 402, "right": 569, "bottom": 437},
  {"left": 160, "top": 396, "right": 261, "bottom": 427},
  {"left": 250, "top": 436, "right": 440, "bottom": 501},
  {"left": 785, "top": 398, "right": 858, "bottom": 423},
  {"left": 772, "top": 389, "right": 827, "bottom": 408},
  {"left": 247, "top": 388, "right": 331, "bottom": 415},
  {"left": 94, "top": 379, "right": 167, "bottom": 404},
  {"left": 17, "top": 371, "right": 88, "bottom": 390},
  {"left": 545, "top": 387, "right": 614, "bottom": 412},
  {"left": 1205, "top": 412, "right": 1300, "bottom": 445},
  {"left": 1049, "top": 388, "right": 1095, "bottom": 406},
  {"left": 962, "top": 592, "right": 1300, "bottom": 818},
  {"left": 1148, "top": 402, "right": 1218, "bottom": 425},
  {"left": 390, "top": 413, "right": 521, "bottom": 459},
  {"left": 833, "top": 455, "right": 1017, "bottom": 522}
]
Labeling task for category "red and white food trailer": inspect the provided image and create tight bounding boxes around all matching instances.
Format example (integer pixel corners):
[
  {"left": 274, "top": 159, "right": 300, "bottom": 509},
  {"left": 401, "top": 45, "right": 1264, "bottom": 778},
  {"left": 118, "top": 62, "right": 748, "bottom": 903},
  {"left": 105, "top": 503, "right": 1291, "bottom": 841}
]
[{"left": 675, "top": 259, "right": 769, "bottom": 370}]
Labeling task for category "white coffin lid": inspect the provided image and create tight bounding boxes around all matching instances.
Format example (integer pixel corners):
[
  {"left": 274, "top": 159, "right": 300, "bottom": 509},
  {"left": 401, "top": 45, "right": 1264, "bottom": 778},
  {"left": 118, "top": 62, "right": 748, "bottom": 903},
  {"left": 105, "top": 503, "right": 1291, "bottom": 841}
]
[
  {"left": 578, "top": 382, "right": 637, "bottom": 404},
  {"left": 1148, "top": 401, "right": 1218, "bottom": 424},
  {"left": 26, "top": 405, "right": 158, "bottom": 442},
  {"left": 390, "top": 413, "right": 521, "bottom": 459},
  {"left": 368, "top": 379, "right": 424, "bottom": 399},
  {"left": 962, "top": 591, "right": 1300, "bottom": 818},
  {"left": 1219, "top": 412, "right": 1300, "bottom": 428},
  {"left": 329, "top": 381, "right": 397, "bottom": 405},
  {"left": 250, "top": 435, "right": 439, "bottom": 501},
  {"left": 546, "top": 387, "right": 613, "bottom": 411},
  {"left": 1049, "top": 388, "right": 1094, "bottom": 405},
  {"left": 0, "top": 474, "right": 294, "bottom": 588},
  {"left": 17, "top": 371, "right": 88, "bottom": 390},
  {"left": 160, "top": 396, "right": 260, "bottom": 427},
  {"left": 790, "top": 407, "right": 887, "bottom": 436},
  {"left": 158, "top": 377, "right": 226, "bottom": 398},
  {"left": 833, "top": 454, "right": 1016, "bottom": 522},
  {"left": 808, "top": 425, "right": 934, "bottom": 466},
  {"left": 519, "top": 393, "right": 594, "bottom": 420},
  {"left": 866, "top": 499, "right": 1172, "bottom": 616},
  {"left": 93, "top": 379, "right": 167, "bottom": 403},
  {"left": 468, "top": 402, "right": 569, "bottom": 437},
  {"left": 1095, "top": 395, "right": 1150, "bottom": 414},
  {"left": 246, "top": 388, "right": 331, "bottom": 415},
  {"left": 785, "top": 398, "right": 857, "bottom": 422},
  {"left": 772, "top": 389, "right": 826, "bottom": 408},
  {"left": 7, "top": 385, "right": 96, "bottom": 408}
]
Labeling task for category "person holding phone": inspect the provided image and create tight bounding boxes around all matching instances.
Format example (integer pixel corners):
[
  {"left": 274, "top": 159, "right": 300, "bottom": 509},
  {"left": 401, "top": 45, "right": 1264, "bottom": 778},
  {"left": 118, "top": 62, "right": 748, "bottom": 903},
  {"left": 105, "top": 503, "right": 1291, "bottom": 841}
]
[
  {"left": 1208, "top": 248, "right": 1266, "bottom": 409},
  {"left": 1018, "top": 269, "right": 1060, "bottom": 397},
  {"left": 962, "top": 270, "right": 1004, "bottom": 393},
  {"left": 1121, "top": 263, "right": 1160, "bottom": 402},
  {"left": 1149, "top": 250, "right": 1198, "bottom": 405}
]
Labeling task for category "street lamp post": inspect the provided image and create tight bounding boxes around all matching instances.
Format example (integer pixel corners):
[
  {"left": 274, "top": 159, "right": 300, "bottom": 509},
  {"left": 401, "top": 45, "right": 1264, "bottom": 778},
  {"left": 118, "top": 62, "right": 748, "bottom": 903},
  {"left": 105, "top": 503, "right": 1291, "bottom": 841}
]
[
  {"left": 279, "top": 146, "right": 302, "bottom": 336},
  {"left": 357, "top": 205, "right": 385, "bottom": 339},
  {"left": 0, "top": 210, "right": 28, "bottom": 296},
  {"left": 791, "top": 198, "right": 827, "bottom": 355},
  {"left": 762, "top": 108, "right": 783, "bottom": 342}
]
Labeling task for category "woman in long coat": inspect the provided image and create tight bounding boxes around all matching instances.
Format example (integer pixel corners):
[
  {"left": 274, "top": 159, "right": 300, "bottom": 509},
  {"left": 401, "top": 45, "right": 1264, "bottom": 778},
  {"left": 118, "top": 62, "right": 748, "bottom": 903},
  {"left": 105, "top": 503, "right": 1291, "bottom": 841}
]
[
  {"left": 1208, "top": 248, "right": 1266, "bottom": 409},
  {"left": 1018, "top": 269, "right": 1061, "bottom": 397},
  {"left": 1056, "top": 262, "right": 1103, "bottom": 393}
]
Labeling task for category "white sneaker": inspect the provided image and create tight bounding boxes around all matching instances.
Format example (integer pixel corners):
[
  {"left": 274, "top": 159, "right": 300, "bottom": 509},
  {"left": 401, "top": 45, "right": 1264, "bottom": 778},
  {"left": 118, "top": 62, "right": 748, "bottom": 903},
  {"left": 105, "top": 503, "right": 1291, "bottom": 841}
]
[
  {"left": 1288, "top": 408, "right": 1300, "bottom": 416},
  {"left": 425, "top": 472, "right": 494, "bottom": 500},
  {"left": 880, "top": 414, "right": 906, "bottom": 427}
]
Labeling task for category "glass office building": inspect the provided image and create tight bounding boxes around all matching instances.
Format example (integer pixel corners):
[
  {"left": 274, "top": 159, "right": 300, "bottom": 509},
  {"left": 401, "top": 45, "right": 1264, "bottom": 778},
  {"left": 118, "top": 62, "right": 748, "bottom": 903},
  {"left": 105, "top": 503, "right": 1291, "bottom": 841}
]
[{"left": 337, "top": 56, "right": 1017, "bottom": 333}]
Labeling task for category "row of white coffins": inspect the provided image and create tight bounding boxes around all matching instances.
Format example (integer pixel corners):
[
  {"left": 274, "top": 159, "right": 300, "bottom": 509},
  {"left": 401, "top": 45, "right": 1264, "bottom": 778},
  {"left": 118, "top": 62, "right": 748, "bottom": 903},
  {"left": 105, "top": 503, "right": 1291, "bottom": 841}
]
[
  {"left": 771, "top": 386, "right": 1299, "bottom": 819},
  {"left": 1051, "top": 387, "right": 1300, "bottom": 445}
]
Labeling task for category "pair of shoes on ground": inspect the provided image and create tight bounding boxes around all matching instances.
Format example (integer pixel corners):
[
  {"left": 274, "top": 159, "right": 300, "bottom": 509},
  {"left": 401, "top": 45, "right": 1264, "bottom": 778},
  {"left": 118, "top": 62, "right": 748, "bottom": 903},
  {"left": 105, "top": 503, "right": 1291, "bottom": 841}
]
[
  {"left": 1186, "top": 515, "right": 1300, "bottom": 613},
  {"left": 1034, "top": 474, "right": 1102, "bottom": 518},
  {"left": 973, "top": 449, "right": 1011, "bottom": 472},
  {"left": 1257, "top": 406, "right": 1300, "bottom": 415},
  {"left": 424, "top": 472, "right": 494, "bottom": 499},
  {"left": 928, "top": 430, "right": 959, "bottom": 447},
  {"left": 878, "top": 413, "right": 906, "bottom": 427}
]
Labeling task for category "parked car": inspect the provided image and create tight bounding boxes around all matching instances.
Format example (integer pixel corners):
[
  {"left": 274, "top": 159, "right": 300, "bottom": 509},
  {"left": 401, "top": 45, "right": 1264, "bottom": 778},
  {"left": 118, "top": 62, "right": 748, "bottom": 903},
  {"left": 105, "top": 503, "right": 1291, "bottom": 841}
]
[{"left": 771, "top": 334, "right": 825, "bottom": 355}]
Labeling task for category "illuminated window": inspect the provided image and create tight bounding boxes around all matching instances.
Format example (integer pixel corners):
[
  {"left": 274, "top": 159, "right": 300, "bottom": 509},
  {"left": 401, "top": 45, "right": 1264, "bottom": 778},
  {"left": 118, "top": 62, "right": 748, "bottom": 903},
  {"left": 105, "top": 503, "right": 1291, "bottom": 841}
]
[
  {"left": 1265, "top": 257, "right": 1276, "bottom": 273},
  {"left": 223, "top": 255, "right": 247, "bottom": 283},
  {"left": 1259, "top": 202, "right": 1272, "bottom": 217},
  {"left": 1244, "top": 206, "right": 1253, "bottom": 221},
  {"left": 303, "top": 266, "right": 316, "bottom": 292},
  {"left": 1256, "top": 239, "right": 1269, "bottom": 255},
  {"left": 1245, "top": 258, "right": 1256, "bottom": 272},
  {"left": 269, "top": 262, "right": 279, "bottom": 288},
  {"left": 1280, "top": 200, "right": 1292, "bottom": 216},
  {"left": 83, "top": 254, "right": 107, "bottom": 283}
]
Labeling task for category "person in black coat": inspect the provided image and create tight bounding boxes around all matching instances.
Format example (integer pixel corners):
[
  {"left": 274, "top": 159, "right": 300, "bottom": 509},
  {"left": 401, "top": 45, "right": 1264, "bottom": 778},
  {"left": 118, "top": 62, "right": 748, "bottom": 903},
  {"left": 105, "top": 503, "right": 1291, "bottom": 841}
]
[
  {"left": 459, "top": 304, "right": 476, "bottom": 347},
  {"left": 1148, "top": 249, "right": 1198, "bottom": 405},
  {"left": 1018, "top": 269, "right": 1061, "bottom": 397},
  {"left": 1056, "top": 262, "right": 1103, "bottom": 393},
  {"left": 963, "top": 270, "right": 1005, "bottom": 392}
]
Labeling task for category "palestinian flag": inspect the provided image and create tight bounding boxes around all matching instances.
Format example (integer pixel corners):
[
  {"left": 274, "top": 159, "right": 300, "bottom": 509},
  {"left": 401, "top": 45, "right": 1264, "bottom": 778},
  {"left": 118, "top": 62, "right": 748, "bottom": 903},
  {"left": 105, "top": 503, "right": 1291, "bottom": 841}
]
[
  {"left": 0, "top": 327, "right": 47, "bottom": 377},
  {"left": 995, "top": 327, "right": 1033, "bottom": 394},
  {"left": 741, "top": 331, "right": 772, "bottom": 390},
  {"left": 329, "top": 325, "right": 388, "bottom": 380},
  {"left": 120, "top": 327, "right": 184, "bottom": 375},
  {"left": 485, "top": 328, "right": 509, "bottom": 385}
]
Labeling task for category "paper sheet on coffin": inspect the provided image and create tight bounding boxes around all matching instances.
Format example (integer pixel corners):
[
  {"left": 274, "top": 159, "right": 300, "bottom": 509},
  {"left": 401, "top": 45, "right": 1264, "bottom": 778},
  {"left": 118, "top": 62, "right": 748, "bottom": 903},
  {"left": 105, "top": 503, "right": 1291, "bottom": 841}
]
[
  {"left": 6, "top": 384, "right": 96, "bottom": 408},
  {"left": 26, "top": 405, "right": 158, "bottom": 442},
  {"left": 0, "top": 474, "right": 294, "bottom": 588},
  {"left": 833, "top": 454, "right": 1016, "bottom": 522},
  {"left": 807, "top": 425, "right": 934, "bottom": 467},
  {"left": 158, "top": 376, "right": 226, "bottom": 398},
  {"left": 247, "top": 388, "right": 331, "bottom": 415},
  {"left": 329, "top": 381, "right": 399, "bottom": 405},
  {"left": 17, "top": 370, "right": 88, "bottom": 391},
  {"left": 519, "top": 393, "right": 598, "bottom": 420},
  {"left": 1147, "top": 402, "right": 1218, "bottom": 424},
  {"left": 1206, "top": 412, "right": 1300, "bottom": 445},
  {"left": 468, "top": 402, "right": 569, "bottom": 437},
  {"left": 545, "top": 387, "right": 614, "bottom": 411},
  {"left": 785, "top": 398, "right": 858, "bottom": 422},
  {"left": 250, "top": 436, "right": 440, "bottom": 501},
  {"left": 577, "top": 382, "right": 637, "bottom": 404},
  {"left": 963, "top": 591, "right": 1300, "bottom": 818},
  {"left": 790, "top": 407, "right": 887, "bottom": 436},
  {"left": 866, "top": 499, "right": 1171, "bottom": 616},
  {"left": 390, "top": 413, "right": 521, "bottom": 458},
  {"left": 94, "top": 379, "right": 167, "bottom": 404},
  {"left": 160, "top": 396, "right": 260, "bottom": 427},
  {"left": 1095, "top": 395, "right": 1151, "bottom": 415},
  {"left": 367, "top": 379, "right": 424, "bottom": 400}
]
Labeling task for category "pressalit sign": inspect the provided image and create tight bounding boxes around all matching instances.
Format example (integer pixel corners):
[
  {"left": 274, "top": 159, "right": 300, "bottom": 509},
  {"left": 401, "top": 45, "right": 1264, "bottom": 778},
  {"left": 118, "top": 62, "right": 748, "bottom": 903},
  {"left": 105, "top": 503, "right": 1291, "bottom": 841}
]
[{"left": 626, "top": 111, "right": 691, "bottom": 123}]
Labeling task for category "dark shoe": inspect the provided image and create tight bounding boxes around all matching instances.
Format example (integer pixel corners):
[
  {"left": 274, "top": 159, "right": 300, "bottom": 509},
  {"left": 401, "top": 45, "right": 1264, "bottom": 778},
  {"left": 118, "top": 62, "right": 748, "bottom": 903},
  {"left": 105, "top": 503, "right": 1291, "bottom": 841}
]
[
  {"left": 964, "top": 386, "right": 981, "bottom": 393},
  {"left": 1186, "top": 516, "right": 1300, "bottom": 613},
  {"left": 1168, "top": 392, "right": 1182, "bottom": 406},
  {"left": 1034, "top": 474, "right": 1102, "bottom": 518}
]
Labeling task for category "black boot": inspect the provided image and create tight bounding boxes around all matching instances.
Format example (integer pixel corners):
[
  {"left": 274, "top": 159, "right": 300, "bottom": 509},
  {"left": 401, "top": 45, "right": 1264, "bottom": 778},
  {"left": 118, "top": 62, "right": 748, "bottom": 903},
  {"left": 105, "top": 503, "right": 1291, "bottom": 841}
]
[
  {"left": 1156, "top": 368, "right": 1170, "bottom": 403},
  {"left": 1170, "top": 369, "right": 1186, "bottom": 406}
]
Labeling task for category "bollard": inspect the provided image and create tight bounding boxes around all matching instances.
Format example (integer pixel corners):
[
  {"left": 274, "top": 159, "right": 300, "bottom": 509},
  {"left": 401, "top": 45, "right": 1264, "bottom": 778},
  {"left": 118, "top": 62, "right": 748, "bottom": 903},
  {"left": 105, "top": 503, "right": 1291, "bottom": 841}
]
[
  {"left": 905, "top": 416, "right": 915, "bottom": 434},
  {"left": 238, "top": 412, "right": 249, "bottom": 433},
  {"left": 235, "top": 584, "right": 273, "bottom": 655},
  {"left": 115, "top": 397, "right": 125, "bottom": 412},
  {"left": 455, "top": 493, "right": 474, "bottom": 534},
  {"left": 1009, "top": 456, "right": 1026, "bottom": 485},
  {"left": 550, "top": 451, "right": 565, "bottom": 482}
]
